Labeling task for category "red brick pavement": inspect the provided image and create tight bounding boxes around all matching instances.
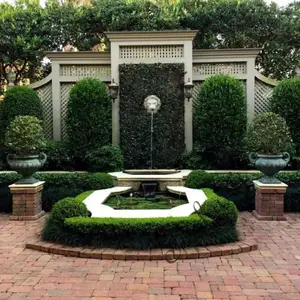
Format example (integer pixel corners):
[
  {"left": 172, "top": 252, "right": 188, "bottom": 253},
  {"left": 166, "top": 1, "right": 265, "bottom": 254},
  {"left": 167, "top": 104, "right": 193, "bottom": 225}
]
[{"left": 1, "top": 212, "right": 300, "bottom": 300}]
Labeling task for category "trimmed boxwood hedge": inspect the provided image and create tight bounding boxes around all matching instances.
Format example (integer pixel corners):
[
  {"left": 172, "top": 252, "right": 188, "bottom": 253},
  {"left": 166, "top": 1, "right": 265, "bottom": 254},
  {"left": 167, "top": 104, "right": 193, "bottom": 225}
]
[
  {"left": 42, "top": 188, "right": 239, "bottom": 249},
  {"left": 119, "top": 63, "right": 185, "bottom": 169},
  {"left": 185, "top": 170, "right": 300, "bottom": 212},
  {"left": 0, "top": 172, "right": 113, "bottom": 212}
]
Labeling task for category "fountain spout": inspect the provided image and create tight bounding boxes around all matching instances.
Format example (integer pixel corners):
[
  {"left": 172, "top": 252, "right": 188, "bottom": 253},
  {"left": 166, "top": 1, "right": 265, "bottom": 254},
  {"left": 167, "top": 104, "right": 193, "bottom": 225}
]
[{"left": 144, "top": 95, "right": 161, "bottom": 170}]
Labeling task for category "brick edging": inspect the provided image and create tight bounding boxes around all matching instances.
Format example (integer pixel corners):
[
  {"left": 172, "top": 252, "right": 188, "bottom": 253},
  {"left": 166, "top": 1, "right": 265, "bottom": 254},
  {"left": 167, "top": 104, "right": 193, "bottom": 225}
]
[{"left": 25, "top": 240, "right": 258, "bottom": 260}]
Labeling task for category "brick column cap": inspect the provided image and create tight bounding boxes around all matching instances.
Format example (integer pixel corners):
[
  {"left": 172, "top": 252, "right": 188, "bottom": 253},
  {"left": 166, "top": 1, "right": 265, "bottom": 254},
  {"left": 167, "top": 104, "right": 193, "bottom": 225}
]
[{"left": 253, "top": 180, "right": 288, "bottom": 190}]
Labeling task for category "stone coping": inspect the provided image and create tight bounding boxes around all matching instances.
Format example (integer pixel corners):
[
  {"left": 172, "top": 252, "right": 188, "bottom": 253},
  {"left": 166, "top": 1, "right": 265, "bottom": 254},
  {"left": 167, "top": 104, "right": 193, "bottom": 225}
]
[
  {"left": 253, "top": 180, "right": 288, "bottom": 189},
  {"left": 9, "top": 181, "right": 45, "bottom": 189},
  {"left": 25, "top": 240, "right": 257, "bottom": 260},
  {"left": 108, "top": 170, "right": 192, "bottom": 180}
]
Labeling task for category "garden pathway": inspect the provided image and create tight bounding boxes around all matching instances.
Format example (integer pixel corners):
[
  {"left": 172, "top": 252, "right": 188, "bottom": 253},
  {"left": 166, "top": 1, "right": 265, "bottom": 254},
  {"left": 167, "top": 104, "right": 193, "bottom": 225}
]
[{"left": 1, "top": 212, "right": 300, "bottom": 300}]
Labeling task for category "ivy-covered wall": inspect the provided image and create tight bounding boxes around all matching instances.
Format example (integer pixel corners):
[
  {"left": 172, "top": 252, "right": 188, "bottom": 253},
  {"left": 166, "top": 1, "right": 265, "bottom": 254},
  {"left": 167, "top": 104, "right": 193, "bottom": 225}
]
[{"left": 119, "top": 63, "right": 185, "bottom": 169}]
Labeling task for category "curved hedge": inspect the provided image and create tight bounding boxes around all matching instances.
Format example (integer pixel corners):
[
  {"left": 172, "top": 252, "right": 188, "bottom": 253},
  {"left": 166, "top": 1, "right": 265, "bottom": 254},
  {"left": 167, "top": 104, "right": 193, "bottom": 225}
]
[
  {"left": 271, "top": 78, "right": 300, "bottom": 152},
  {"left": 193, "top": 75, "right": 247, "bottom": 168},
  {"left": 42, "top": 189, "right": 239, "bottom": 249},
  {"left": 66, "top": 78, "right": 111, "bottom": 164}
]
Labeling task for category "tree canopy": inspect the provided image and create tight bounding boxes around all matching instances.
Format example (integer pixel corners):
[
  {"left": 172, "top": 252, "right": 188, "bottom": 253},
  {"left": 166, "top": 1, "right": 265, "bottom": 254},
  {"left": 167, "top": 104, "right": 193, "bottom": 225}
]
[{"left": 0, "top": 0, "right": 299, "bottom": 89}]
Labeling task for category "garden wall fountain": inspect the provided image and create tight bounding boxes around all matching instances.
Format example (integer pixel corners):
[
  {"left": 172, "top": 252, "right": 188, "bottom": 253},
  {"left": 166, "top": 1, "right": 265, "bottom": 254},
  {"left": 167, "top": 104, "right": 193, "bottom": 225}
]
[{"left": 110, "top": 95, "right": 192, "bottom": 193}]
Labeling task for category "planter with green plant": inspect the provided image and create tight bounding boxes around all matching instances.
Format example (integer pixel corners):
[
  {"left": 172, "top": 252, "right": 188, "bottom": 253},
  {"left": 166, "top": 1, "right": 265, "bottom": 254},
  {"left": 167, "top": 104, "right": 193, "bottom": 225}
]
[
  {"left": 5, "top": 115, "right": 47, "bottom": 184},
  {"left": 246, "top": 112, "right": 294, "bottom": 183}
]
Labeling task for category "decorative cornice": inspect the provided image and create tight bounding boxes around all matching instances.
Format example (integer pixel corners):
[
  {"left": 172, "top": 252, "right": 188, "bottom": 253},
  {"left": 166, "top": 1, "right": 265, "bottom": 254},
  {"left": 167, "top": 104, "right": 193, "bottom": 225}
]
[
  {"left": 44, "top": 51, "right": 111, "bottom": 62},
  {"left": 193, "top": 48, "right": 262, "bottom": 60},
  {"left": 105, "top": 30, "right": 198, "bottom": 42}
]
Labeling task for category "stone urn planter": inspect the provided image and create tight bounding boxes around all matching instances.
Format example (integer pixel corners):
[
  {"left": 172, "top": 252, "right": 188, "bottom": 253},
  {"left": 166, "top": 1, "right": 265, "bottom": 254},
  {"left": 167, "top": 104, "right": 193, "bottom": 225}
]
[
  {"left": 7, "top": 153, "right": 47, "bottom": 184},
  {"left": 5, "top": 116, "right": 47, "bottom": 184},
  {"left": 246, "top": 112, "right": 295, "bottom": 184},
  {"left": 249, "top": 153, "right": 290, "bottom": 184}
]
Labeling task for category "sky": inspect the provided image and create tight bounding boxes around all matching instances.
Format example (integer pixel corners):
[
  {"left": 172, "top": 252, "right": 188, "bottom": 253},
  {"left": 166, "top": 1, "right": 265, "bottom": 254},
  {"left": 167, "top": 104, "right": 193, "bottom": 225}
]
[{"left": 0, "top": 0, "right": 296, "bottom": 6}]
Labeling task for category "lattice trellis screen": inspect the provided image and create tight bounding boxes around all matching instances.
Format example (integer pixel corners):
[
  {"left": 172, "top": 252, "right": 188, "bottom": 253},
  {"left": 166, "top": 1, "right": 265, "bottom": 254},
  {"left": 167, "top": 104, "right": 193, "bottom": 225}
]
[
  {"left": 254, "top": 79, "right": 273, "bottom": 115},
  {"left": 193, "top": 63, "right": 246, "bottom": 76},
  {"left": 35, "top": 83, "right": 53, "bottom": 139},
  {"left": 60, "top": 83, "right": 75, "bottom": 140},
  {"left": 60, "top": 65, "right": 111, "bottom": 78},
  {"left": 119, "top": 45, "right": 184, "bottom": 59}
]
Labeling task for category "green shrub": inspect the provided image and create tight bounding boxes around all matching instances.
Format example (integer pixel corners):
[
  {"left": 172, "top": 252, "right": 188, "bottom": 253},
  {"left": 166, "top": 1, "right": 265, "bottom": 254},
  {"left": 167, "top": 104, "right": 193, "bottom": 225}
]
[
  {"left": 180, "top": 149, "right": 206, "bottom": 170},
  {"left": 5, "top": 116, "right": 46, "bottom": 156},
  {"left": 200, "top": 195, "right": 238, "bottom": 226},
  {"left": 42, "top": 188, "right": 239, "bottom": 249},
  {"left": 185, "top": 170, "right": 213, "bottom": 189},
  {"left": 66, "top": 78, "right": 111, "bottom": 164},
  {"left": 0, "top": 172, "right": 113, "bottom": 212},
  {"left": 271, "top": 78, "right": 300, "bottom": 152},
  {"left": 43, "top": 197, "right": 89, "bottom": 242},
  {"left": 51, "top": 197, "right": 89, "bottom": 224},
  {"left": 246, "top": 112, "right": 294, "bottom": 155},
  {"left": 119, "top": 63, "right": 185, "bottom": 168},
  {"left": 185, "top": 170, "right": 259, "bottom": 210},
  {"left": 193, "top": 75, "right": 247, "bottom": 169},
  {"left": 62, "top": 215, "right": 238, "bottom": 249},
  {"left": 86, "top": 145, "right": 124, "bottom": 172},
  {"left": 1, "top": 86, "right": 43, "bottom": 139},
  {"left": 40, "top": 140, "right": 74, "bottom": 171}
]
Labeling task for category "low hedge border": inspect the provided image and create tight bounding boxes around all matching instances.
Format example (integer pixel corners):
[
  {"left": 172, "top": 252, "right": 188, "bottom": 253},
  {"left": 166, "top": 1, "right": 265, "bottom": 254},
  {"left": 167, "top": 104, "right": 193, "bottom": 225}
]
[
  {"left": 0, "top": 172, "right": 113, "bottom": 212},
  {"left": 185, "top": 170, "right": 300, "bottom": 212},
  {"left": 42, "top": 189, "right": 239, "bottom": 250}
]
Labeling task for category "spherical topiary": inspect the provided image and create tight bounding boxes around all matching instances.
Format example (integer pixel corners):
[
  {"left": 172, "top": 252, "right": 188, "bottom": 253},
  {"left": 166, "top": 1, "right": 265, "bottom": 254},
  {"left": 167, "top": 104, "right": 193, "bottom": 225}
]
[
  {"left": 200, "top": 196, "right": 238, "bottom": 226},
  {"left": 86, "top": 145, "right": 124, "bottom": 172},
  {"left": 1, "top": 86, "right": 43, "bottom": 131},
  {"left": 185, "top": 170, "right": 212, "bottom": 189},
  {"left": 5, "top": 115, "right": 46, "bottom": 156},
  {"left": 246, "top": 112, "right": 295, "bottom": 155},
  {"left": 51, "top": 197, "right": 89, "bottom": 224},
  {"left": 271, "top": 78, "right": 300, "bottom": 152},
  {"left": 193, "top": 75, "right": 247, "bottom": 168},
  {"left": 66, "top": 78, "right": 111, "bottom": 161}
]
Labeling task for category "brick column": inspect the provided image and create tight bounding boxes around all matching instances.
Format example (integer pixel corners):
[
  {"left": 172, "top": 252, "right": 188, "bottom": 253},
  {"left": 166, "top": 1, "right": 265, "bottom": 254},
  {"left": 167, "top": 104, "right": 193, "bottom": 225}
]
[
  {"left": 252, "top": 180, "right": 287, "bottom": 221},
  {"left": 9, "top": 181, "right": 45, "bottom": 221}
]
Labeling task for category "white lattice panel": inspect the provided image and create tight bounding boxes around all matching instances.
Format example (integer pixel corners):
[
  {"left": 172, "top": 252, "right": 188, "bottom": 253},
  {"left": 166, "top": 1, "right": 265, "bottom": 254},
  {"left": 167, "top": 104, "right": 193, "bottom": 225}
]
[
  {"left": 60, "top": 83, "right": 75, "bottom": 140},
  {"left": 254, "top": 79, "right": 273, "bottom": 115},
  {"left": 193, "top": 63, "right": 247, "bottom": 76},
  {"left": 60, "top": 65, "right": 111, "bottom": 77},
  {"left": 35, "top": 83, "right": 53, "bottom": 139},
  {"left": 119, "top": 45, "right": 184, "bottom": 59}
]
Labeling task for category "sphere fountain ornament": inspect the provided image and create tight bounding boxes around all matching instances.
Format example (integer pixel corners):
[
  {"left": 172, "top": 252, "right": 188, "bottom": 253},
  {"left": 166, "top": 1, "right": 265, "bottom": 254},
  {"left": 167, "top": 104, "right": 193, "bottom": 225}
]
[{"left": 144, "top": 95, "right": 161, "bottom": 114}]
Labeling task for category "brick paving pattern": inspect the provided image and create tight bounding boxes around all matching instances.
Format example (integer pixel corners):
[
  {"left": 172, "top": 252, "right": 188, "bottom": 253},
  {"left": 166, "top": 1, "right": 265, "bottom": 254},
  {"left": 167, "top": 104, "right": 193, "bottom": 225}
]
[{"left": 1, "top": 212, "right": 300, "bottom": 299}]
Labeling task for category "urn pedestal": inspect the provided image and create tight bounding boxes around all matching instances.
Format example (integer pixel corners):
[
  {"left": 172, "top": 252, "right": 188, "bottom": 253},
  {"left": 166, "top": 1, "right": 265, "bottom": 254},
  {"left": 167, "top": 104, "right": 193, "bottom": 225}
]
[
  {"left": 252, "top": 180, "right": 287, "bottom": 221},
  {"left": 9, "top": 181, "right": 45, "bottom": 221}
]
